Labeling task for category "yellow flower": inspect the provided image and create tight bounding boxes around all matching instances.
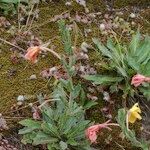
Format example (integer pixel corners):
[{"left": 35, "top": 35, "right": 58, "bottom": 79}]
[{"left": 128, "top": 103, "right": 142, "bottom": 123}]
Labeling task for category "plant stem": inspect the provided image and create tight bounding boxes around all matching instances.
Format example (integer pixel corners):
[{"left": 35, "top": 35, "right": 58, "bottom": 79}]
[
  {"left": 41, "top": 47, "right": 61, "bottom": 60},
  {"left": 0, "top": 38, "right": 25, "bottom": 51}
]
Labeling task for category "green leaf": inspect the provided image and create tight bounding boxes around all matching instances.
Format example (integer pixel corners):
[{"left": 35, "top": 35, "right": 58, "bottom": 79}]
[
  {"left": 129, "top": 31, "right": 140, "bottom": 54},
  {"left": 67, "top": 120, "right": 90, "bottom": 138},
  {"left": 41, "top": 122, "right": 60, "bottom": 137},
  {"left": 33, "top": 131, "right": 58, "bottom": 145},
  {"left": 19, "top": 127, "right": 38, "bottom": 134},
  {"left": 63, "top": 117, "right": 77, "bottom": 134},
  {"left": 71, "top": 84, "right": 81, "bottom": 100},
  {"left": 1, "top": 0, "right": 28, "bottom": 4},
  {"left": 21, "top": 132, "right": 36, "bottom": 144},
  {"left": 19, "top": 119, "right": 41, "bottom": 128},
  {"left": 58, "top": 20, "right": 73, "bottom": 55},
  {"left": 116, "top": 66, "right": 128, "bottom": 77},
  {"left": 83, "top": 101, "right": 98, "bottom": 110},
  {"left": 67, "top": 139, "right": 79, "bottom": 146},
  {"left": 93, "top": 38, "right": 112, "bottom": 59},
  {"left": 80, "top": 88, "right": 86, "bottom": 106},
  {"left": 19, "top": 119, "right": 41, "bottom": 134},
  {"left": 84, "top": 75, "right": 123, "bottom": 85},
  {"left": 47, "top": 143, "right": 60, "bottom": 150}
]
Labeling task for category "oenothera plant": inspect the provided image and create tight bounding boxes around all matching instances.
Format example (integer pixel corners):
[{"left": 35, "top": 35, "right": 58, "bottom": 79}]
[
  {"left": 19, "top": 93, "right": 91, "bottom": 150},
  {"left": 19, "top": 20, "right": 97, "bottom": 150},
  {"left": 84, "top": 32, "right": 150, "bottom": 100},
  {"left": 117, "top": 108, "right": 149, "bottom": 150}
]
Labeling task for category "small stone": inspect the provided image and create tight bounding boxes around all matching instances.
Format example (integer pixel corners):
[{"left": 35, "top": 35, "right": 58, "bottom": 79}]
[
  {"left": 65, "top": 1, "right": 72, "bottom": 6},
  {"left": 106, "top": 114, "right": 112, "bottom": 119},
  {"left": 17, "top": 95, "right": 25, "bottom": 101},
  {"left": 104, "top": 14, "right": 109, "bottom": 19},
  {"left": 17, "top": 101, "right": 23, "bottom": 106},
  {"left": 76, "top": 0, "right": 86, "bottom": 7},
  {"left": 29, "top": 74, "right": 37, "bottom": 80},
  {"left": 49, "top": 67, "right": 57, "bottom": 74},
  {"left": 131, "top": 21, "right": 135, "bottom": 26},
  {"left": 79, "top": 66, "right": 85, "bottom": 72},
  {"left": 103, "top": 91, "right": 110, "bottom": 102},
  {"left": 130, "top": 13, "right": 136, "bottom": 18},
  {"left": 85, "top": 7, "right": 89, "bottom": 13},
  {"left": 42, "top": 55, "right": 46, "bottom": 58},
  {"left": 29, "top": 103, "right": 33, "bottom": 107},
  {"left": 81, "top": 42, "right": 90, "bottom": 53},
  {"left": 99, "top": 23, "right": 105, "bottom": 31}
]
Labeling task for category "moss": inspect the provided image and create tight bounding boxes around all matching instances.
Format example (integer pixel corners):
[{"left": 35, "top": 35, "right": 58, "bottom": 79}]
[{"left": 114, "top": 0, "right": 150, "bottom": 8}]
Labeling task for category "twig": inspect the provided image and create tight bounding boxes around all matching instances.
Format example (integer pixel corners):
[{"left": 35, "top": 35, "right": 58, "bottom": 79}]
[
  {"left": 17, "top": 0, "right": 21, "bottom": 30},
  {"left": 115, "top": 141, "right": 125, "bottom": 150},
  {"left": 30, "top": 11, "right": 68, "bottom": 29},
  {"left": 24, "top": 4, "right": 34, "bottom": 31},
  {"left": 4, "top": 116, "right": 27, "bottom": 119},
  {"left": 0, "top": 38, "right": 25, "bottom": 52},
  {"left": 27, "top": 3, "right": 39, "bottom": 33},
  {"left": 73, "top": 21, "right": 79, "bottom": 48},
  {"left": 126, "top": 111, "right": 129, "bottom": 130},
  {"left": 41, "top": 47, "right": 61, "bottom": 60},
  {"left": 38, "top": 99, "right": 60, "bottom": 109},
  {"left": 2, "top": 101, "right": 39, "bottom": 115},
  {"left": 107, "top": 123, "right": 120, "bottom": 126}
]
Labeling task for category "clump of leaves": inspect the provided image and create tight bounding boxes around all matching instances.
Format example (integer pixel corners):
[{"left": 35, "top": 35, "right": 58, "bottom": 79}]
[
  {"left": 19, "top": 20, "right": 97, "bottom": 150},
  {"left": 117, "top": 109, "right": 149, "bottom": 150},
  {"left": 84, "top": 32, "right": 150, "bottom": 99},
  {"left": 0, "top": 0, "right": 28, "bottom": 15},
  {"left": 19, "top": 94, "right": 91, "bottom": 150}
]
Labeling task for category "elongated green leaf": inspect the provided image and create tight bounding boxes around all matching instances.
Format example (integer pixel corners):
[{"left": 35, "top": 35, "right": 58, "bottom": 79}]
[
  {"left": 93, "top": 38, "right": 113, "bottom": 59},
  {"left": 19, "top": 127, "right": 36, "bottom": 134},
  {"left": 33, "top": 131, "right": 58, "bottom": 145},
  {"left": 21, "top": 132, "right": 36, "bottom": 144},
  {"left": 67, "top": 120, "right": 90, "bottom": 138},
  {"left": 19, "top": 119, "right": 41, "bottom": 128},
  {"left": 83, "top": 101, "right": 98, "bottom": 110},
  {"left": 58, "top": 20, "right": 73, "bottom": 55},
  {"left": 129, "top": 31, "right": 140, "bottom": 54},
  {"left": 41, "top": 122, "right": 60, "bottom": 137},
  {"left": 84, "top": 75, "right": 123, "bottom": 85},
  {"left": 1, "top": 0, "right": 28, "bottom": 3},
  {"left": 71, "top": 84, "right": 81, "bottom": 100}
]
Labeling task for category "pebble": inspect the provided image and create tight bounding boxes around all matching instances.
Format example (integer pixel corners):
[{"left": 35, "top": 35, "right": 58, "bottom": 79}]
[
  {"left": 131, "top": 21, "right": 136, "bottom": 26},
  {"left": 17, "top": 101, "right": 23, "bottom": 106},
  {"left": 65, "top": 1, "right": 72, "bottom": 6},
  {"left": 17, "top": 95, "right": 25, "bottom": 101},
  {"left": 99, "top": 23, "right": 105, "bottom": 31},
  {"left": 103, "top": 91, "right": 110, "bottom": 102},
  {"left": 81, "top": 42, "right": 89, "bottom": 53},
  {"left": 130, "top": 13, "right": 136, "bottom": 18},
  {"left": 49, "top": 67, "right": 57, "bottom": 74},
  {"left": 29, "top": 74, "right": 37, "bottom": 80}
]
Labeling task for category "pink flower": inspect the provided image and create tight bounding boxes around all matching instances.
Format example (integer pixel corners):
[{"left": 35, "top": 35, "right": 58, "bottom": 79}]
[
  {"left": 24, "top": 46, "right": 41, "bottom": 63},
  {"left": 131, "top": 74, "right": 150, "bottom": 87},
  {"left": 85, "top": 120, "right": 118, "bottom": 143}
]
